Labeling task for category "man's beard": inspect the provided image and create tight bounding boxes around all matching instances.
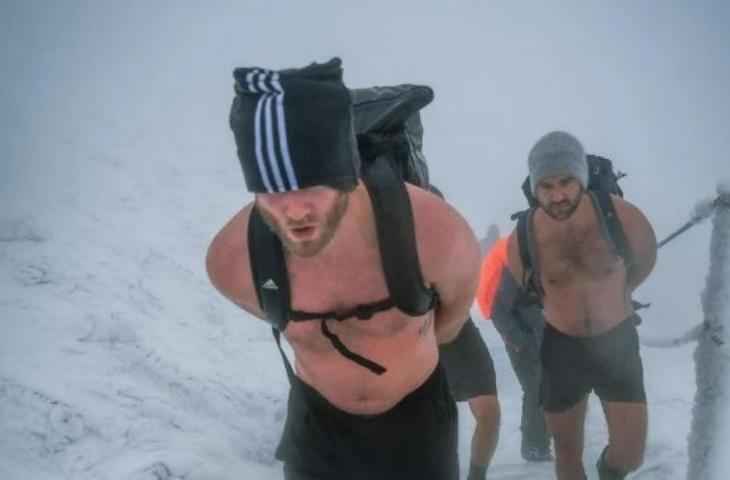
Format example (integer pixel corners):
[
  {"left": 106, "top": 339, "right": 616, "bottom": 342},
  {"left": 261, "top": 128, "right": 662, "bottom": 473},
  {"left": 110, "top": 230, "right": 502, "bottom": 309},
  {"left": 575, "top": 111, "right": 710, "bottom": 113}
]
[
  {"left": 258, "top": 192, "right": 350, "bottom": 258},
  {"left": 541, "top": 192, "right": 582, "bottom": 221}
]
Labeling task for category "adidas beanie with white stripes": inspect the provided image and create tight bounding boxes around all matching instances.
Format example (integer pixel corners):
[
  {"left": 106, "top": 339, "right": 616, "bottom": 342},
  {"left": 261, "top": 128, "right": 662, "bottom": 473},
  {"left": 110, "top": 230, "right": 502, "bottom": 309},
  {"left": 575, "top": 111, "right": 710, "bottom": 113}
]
[{"left": 229, "top": 57, "right": 360, "bottom": 193}]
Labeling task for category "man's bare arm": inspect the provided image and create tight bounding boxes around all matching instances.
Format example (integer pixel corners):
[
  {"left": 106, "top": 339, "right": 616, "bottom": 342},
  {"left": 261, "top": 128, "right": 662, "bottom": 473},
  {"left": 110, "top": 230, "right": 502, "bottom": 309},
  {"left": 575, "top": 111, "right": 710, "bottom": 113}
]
[
  {"left": 205, "top": 204, "right": 265, "bottom": 318},
  {"left": 615, "top": 197, "right": 657, "bottom": 292},
  {"left": 411, "top": 186, "right": 480, "bottom": 344}
]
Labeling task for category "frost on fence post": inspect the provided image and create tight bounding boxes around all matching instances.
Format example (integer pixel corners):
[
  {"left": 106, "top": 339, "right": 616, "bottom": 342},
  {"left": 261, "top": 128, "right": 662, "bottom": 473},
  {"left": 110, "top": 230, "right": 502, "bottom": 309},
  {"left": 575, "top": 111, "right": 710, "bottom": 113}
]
[{"left": 687, "top": 182, "right": 730, "bottom": 480}]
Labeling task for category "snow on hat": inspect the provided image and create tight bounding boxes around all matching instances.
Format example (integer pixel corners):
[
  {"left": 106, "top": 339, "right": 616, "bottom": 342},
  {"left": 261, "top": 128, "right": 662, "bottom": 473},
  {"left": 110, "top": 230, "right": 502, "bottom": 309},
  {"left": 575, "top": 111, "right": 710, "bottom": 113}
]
[
  {"left": 229, "top": 57, "right": 360, "bottom": 193},
  {"left": 528, "top": 131, "right": 588, "bottom": 194}
]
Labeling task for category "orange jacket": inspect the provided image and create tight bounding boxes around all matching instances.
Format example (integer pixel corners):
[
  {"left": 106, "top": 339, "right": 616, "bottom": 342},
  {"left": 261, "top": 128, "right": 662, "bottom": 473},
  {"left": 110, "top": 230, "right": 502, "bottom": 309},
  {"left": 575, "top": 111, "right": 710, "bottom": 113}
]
[{"left": 476, "top": 236, "right": 509, "bottom": 319}]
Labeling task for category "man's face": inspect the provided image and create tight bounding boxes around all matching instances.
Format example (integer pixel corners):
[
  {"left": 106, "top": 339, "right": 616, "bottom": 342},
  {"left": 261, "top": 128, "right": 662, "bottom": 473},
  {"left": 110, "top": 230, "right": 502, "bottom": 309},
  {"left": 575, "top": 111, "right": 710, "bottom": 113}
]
[
  {"left": 535, "top": 174, "right": 583, "bottom": 221},
  {"left": 256, "top": 186, "right": 350, "bottom": 258}
]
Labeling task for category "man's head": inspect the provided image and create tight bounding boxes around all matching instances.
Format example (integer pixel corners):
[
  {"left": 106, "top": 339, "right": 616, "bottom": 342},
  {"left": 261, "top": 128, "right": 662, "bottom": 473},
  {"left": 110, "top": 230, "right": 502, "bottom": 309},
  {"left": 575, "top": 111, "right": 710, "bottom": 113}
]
[
  {"left": 229, "top": 58, "right": 360, "bottom": 255},
  {"left": 528, "top": 131, "right": 587, "bottom": 221},
  {"left": 256, "top": 186, "right": 349, "bottom": 257}
]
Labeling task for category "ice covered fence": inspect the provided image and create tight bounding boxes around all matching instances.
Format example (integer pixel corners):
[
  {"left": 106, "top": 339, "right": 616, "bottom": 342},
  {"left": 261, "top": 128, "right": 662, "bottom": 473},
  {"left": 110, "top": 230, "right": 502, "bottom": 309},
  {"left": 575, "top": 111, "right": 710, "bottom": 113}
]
[{"left": 688, "top": 181, "right": 730, "bottom": 480}]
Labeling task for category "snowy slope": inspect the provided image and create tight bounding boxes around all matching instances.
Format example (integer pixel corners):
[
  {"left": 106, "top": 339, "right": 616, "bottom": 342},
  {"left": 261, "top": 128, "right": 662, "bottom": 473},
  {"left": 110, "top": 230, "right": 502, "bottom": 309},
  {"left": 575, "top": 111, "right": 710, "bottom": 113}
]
[{"left": 0, "top": 142, "right": 288, "bottom": 479}]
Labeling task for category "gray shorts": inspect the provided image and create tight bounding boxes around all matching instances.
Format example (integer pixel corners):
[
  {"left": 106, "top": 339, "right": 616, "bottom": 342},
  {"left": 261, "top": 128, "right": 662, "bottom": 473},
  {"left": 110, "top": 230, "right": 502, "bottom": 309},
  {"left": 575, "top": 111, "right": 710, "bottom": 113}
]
[{"left": 540, "top": 313, "right": 646, "bottom": 413}]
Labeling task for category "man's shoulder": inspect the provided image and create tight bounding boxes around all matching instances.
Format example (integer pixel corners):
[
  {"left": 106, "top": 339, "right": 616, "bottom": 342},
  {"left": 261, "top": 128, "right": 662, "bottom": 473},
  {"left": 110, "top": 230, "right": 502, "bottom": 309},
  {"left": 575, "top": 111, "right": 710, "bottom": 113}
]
[
  {"left": 404, "top": 183, "right": 479, "bottom": 277},
  {"left": 405, "top": 184, "right": 472, "bottom": 249},
  {"left": 610, "top": 194, "right": 641, "bottom": 215},
  {"left": 405, "top": 183, "right": 462, "bottom": 230},
  {"left": 206, "top": 203, "right": 259, "bottom": 313},
  {"left": 610, "top": 195, "right": 653, "bottom": 232},
  {"left": 207, "top": 204, "right": 253, "bottom": 261}
]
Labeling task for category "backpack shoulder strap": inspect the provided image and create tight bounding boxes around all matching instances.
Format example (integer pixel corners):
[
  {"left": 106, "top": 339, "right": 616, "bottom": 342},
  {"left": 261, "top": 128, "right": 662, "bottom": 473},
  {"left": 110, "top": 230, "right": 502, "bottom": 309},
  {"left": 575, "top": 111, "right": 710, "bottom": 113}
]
[
  {"left": 586, "top": 190, "right": 633, "bottom": 266},
  {"left": 515, "top": 207, "right": 543, "bottom": 297},
  {"left": 248, "top": 208, "right": 300, "bottom": 382},
  {"left": 247, "top": 206, "right": 291, "bottom": 330},
  {"left": 361, "top": 157, "right": 438, "bottom": 316}
]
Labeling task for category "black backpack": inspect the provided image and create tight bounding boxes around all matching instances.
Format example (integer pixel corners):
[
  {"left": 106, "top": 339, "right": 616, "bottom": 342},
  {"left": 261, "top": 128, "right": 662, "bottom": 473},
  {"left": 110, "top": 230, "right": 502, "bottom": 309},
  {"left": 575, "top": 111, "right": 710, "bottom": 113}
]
[
  {"left": 247, "top": 84, "right": 437, "bottom": 375},
  {"left": 351, "top": 84, "right": 432, "bottom": 188},
  {"left": 513, "top": 154, "right": 632, "bottom": 297}
]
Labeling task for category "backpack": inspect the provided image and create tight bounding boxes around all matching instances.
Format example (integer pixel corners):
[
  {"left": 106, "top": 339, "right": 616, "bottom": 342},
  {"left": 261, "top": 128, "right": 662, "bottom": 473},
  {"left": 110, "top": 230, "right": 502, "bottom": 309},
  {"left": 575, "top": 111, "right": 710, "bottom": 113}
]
[
  {"left": 247, "top": 84, "right": 437, "bottom": 375},
  {"left": 351, "top": 84, "right": 432, "bottom": 188},
  {"left": 513, "top": 154, "right": 632, "bottom": 297}
]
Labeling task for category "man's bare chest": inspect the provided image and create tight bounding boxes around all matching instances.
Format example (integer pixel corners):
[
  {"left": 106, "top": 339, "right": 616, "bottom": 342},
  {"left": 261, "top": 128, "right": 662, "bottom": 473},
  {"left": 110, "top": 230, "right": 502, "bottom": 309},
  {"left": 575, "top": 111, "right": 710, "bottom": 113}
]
[
  {"left": 537, "top": 222, "right": 622, "bottom": 285},
  {"left": 288, "top": 249, "right": 388, "bottom": 310}
]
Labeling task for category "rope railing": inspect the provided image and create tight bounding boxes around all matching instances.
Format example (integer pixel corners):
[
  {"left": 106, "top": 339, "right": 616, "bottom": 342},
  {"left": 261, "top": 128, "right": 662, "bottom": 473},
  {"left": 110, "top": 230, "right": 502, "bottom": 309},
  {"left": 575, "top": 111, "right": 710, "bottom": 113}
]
[
  {"left": 656, "top": 196, "right": 720, "bottom": 248},
  {"left": 641, "top": 193, "right": 724, "bottom": 348}
]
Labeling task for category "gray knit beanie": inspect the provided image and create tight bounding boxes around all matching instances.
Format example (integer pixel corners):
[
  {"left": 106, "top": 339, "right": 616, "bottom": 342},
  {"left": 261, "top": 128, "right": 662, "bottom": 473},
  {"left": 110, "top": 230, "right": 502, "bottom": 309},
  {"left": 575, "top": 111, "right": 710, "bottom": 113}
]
[{"left": 528, "top": 131, "right": 588, "bottom": 194}]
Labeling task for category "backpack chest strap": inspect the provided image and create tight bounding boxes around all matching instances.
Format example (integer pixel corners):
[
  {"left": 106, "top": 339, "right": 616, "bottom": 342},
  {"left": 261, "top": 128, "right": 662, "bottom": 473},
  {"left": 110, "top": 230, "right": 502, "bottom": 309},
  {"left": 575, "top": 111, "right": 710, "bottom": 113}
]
[
  {"left": 286, "top": 295, "right": 435, "bottom": 376},
  {"left": 286, "top": 299, "right": 396, "bottom": 376},
  {"left": 289, "top": 297, "right": 396, "bottom": 322}
]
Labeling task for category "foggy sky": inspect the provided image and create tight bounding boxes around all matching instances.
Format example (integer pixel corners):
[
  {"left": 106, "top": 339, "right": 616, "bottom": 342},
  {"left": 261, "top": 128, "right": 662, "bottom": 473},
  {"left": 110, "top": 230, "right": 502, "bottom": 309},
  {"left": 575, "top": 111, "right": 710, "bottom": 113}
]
[{"left": 2, "top": 1, "right": 729, "bottom": 354}]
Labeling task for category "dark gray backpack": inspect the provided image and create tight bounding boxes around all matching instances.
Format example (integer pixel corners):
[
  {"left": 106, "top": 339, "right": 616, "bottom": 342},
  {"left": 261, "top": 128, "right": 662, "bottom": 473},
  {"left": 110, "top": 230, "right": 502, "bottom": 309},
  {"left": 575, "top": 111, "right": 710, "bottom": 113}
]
[{"left": 351, "top": 84, "right": 432, "bottom": 188}]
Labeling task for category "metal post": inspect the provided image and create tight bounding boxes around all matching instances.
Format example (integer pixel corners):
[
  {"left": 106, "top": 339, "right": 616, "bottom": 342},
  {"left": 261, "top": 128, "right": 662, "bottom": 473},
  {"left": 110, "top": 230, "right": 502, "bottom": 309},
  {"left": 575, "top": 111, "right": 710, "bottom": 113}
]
[{"left": 687, "top": 182, "right": 730, "bottom": 479}]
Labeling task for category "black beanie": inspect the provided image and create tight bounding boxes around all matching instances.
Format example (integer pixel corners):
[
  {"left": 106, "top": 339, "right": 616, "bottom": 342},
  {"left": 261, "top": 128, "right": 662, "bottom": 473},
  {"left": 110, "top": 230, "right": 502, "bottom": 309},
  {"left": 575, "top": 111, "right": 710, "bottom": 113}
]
[{"left": 229, "top": 57, "right": 361, "bottom": 193}]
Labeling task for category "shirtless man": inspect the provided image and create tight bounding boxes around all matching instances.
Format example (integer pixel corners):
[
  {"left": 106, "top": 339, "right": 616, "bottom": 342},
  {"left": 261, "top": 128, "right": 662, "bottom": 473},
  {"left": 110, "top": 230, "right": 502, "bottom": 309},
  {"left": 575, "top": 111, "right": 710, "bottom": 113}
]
[
  {"left": 506, "top": 131, "right": 657, "bottom": 480},
  {"left": 206, "top": 59, "right": 480, "bottom": 479}
]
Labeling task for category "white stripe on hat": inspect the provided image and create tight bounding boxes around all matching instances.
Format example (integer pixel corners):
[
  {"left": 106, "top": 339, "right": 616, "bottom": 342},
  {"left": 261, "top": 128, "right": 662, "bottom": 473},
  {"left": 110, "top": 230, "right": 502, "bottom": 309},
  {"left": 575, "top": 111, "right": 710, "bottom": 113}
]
[
  {"left": 248, "top": 71, "right": 274, "bottom": 193},
  {"left": 255, "top": 72, "right": 290, "bottom": 192},
  {"left": 242, "top": 69, "right": 300, "bottom": 192},
  {"left": 270, "top": 73, "right": 298, "bottom": 190},
  {"left": 262, "top": 92, "right": 286, "bottom": 191}
]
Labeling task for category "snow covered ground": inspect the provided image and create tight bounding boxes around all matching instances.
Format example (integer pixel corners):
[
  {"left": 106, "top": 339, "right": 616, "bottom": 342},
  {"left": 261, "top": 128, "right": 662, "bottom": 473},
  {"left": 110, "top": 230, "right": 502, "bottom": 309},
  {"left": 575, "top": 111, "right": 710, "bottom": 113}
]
[{"left": 0, "top": 140, "right": 287, "bottom": 479}]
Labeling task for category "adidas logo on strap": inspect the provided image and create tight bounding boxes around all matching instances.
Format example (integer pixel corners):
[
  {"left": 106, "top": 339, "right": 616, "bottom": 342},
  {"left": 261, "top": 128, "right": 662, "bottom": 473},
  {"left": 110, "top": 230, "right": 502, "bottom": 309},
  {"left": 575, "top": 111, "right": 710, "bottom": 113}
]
[{"left": 262, "top": 279, "right": 279, "bottom": 290}]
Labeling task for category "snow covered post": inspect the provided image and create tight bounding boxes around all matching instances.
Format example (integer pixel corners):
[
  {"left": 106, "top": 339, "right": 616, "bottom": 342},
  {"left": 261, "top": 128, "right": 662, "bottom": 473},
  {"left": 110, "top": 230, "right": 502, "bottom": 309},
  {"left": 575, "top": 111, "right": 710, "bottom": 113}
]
[{"left": 687, "top": 181, "right": 730, "bottom": 479}]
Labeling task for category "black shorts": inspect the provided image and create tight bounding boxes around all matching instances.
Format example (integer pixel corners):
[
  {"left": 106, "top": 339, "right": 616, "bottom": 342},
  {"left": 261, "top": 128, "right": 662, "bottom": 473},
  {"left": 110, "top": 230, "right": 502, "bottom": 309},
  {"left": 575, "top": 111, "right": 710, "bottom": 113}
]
[
  {"left": 276, "top": 364, "right": 459, "bottom": 480},
  {"left": 540, "top": 313, "right": 646, "bottom": 413},
  {"left": 439, "top": 317, "right": 497, "bottom": 402}
]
